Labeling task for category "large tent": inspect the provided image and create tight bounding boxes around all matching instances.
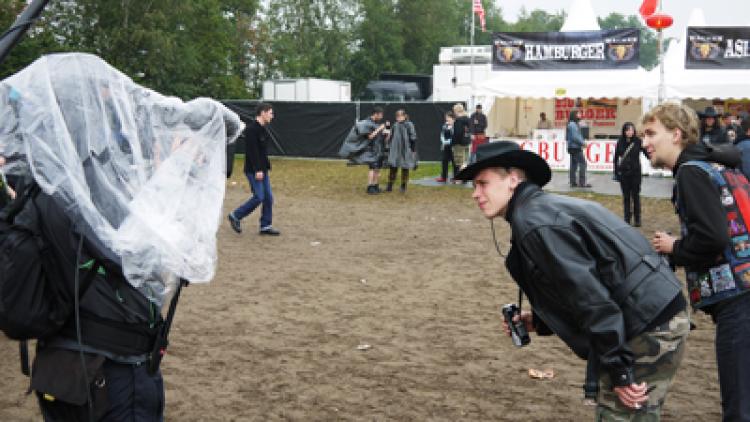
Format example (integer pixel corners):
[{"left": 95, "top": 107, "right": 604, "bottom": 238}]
[
  {"left": 474, "top": 0, "right": 657, "bottom": 102},
  {"left": 472, "top": 0, "right": 656, "bottom": 138}
]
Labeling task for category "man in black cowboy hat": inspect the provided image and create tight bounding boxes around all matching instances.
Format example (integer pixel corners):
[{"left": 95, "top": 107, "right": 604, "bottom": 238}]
[
  {"left": 456, "top": 141, "right": 689, "bottom": 420},
  {"left": 699, "top": 106, "right": 728, "bottom": 145}
]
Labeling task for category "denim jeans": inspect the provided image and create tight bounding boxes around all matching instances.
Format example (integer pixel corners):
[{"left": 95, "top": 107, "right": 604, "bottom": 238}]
[
  {"left": 233, "top": 170, "right": 273, "bottom": 229},
  {"left": 714, "top": 292, "right": 750, "bottom": 422},
  {"left": 569, "top": 148, "right": 587, "bottom": 185}
]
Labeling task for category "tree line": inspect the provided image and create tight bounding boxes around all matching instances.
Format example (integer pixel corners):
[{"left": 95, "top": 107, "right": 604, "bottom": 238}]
[{"left": 0, "top": 0, "right": 660, "bottom": 100}]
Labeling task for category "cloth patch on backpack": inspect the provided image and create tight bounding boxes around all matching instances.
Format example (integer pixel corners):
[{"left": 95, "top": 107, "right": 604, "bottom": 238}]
[{"left": 709, "top": 263, "right": 736, "bottom": 293}]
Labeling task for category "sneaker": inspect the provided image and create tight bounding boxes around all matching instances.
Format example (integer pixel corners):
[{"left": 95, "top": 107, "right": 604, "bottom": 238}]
[
  {"left": 227, "top": 213, "right": 242, "bottom": 234},
  {"left": 259, "top": 226, "right": 281, "bottom": 236},
  {"left": 580, "top": 183, "right": 592, "bottom": 188},
  {"left": 366, "top": 185, "right": 379, "bottom": 195},
  {"left": 435, "top": 177, "right": 446, "bottom": 183},
  {"left": 570, "top": 182, "right": 578, "bottom": 188}
]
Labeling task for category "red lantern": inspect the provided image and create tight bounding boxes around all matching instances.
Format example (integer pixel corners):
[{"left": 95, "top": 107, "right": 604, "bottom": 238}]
[{"left": 646, "top": 13, "right": 674, "bottom": 31}]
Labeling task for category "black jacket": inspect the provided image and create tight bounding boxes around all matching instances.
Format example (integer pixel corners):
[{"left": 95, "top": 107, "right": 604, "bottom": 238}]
[
  {"left": 504, "top": 183, "right": 685, "bottom": 386},
  {"left": 452, "top": 116, "right": 470, "bottom": 146},
  {"left": 469, "top": 112, "right": 487, "bottom": 134},
  {"left": 243, "top": 119, "right": 271, "bottom": 173},
  {"left": 16, "top": 190, "right": 158, "bottom": 359},
  {"left": 700, "top": 125, "right": 727, "bottom": 145},
  {"left": 613, "top": 136, "right": 645, "bottom": 178},
  {"left": 671, "top": 143, "right": 741, "bottom": 270}
]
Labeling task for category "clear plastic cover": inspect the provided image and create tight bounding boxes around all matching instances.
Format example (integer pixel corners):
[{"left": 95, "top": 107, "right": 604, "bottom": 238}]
[{"left": 0, "top": 53, "right": 243, "bottom": 305}]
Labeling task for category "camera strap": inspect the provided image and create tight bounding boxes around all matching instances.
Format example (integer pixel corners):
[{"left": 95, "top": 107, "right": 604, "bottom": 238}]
[{"left": 517, "top": 289, "right": 524, "bottom": 313}]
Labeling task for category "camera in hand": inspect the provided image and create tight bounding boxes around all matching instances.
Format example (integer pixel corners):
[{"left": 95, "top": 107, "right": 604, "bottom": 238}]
[{"left": 502, "top": 304, "right": 531, "bottom": 347}]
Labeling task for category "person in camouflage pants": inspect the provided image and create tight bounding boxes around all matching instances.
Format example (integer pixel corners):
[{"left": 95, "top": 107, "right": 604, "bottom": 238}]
[{"left": 596, "top": 311, "right": 690, "bottom": 421}]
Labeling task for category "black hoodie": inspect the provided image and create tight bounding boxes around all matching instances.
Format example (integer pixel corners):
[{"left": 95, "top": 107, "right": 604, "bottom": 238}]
[{"left": 671, "top": 143, "right": 741, "bottom": 271}]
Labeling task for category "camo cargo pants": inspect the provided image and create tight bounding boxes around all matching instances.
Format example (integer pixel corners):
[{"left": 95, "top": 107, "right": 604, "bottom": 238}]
[{"left": 595, "top": 310, "right": 690, "bottom": 422}]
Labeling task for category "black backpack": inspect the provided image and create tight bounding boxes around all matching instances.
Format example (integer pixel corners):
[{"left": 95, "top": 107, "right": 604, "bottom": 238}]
[{"left": 0, "top": 183, "right": 74, "bottom": 340}]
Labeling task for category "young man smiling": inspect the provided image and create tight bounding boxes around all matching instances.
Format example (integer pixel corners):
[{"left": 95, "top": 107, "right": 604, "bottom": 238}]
[{"left": 458, "top": 141, "right": 689, "bottom": 421}]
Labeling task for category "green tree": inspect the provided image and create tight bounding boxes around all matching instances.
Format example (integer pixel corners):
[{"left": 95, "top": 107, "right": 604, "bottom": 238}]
[
  {"left": 598, "top": 12, "right": 663, "bottom": 70},
  {"left": 39, "top": 0, "right": 249, "bottom": 99},
  {"left": 263, "top": 0, "right": 357, "bottom": 81},
  {"left": 349, "top": 0, "right": 413, "bottom": 95},
  {"left": 0, "top": 0, "right": 66, "bottom": 80}
]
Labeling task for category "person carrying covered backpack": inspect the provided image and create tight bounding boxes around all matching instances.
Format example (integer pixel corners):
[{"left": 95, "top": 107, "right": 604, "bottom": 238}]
[{"left": 0, "top": 53, "right": 242, "bottom": 422}]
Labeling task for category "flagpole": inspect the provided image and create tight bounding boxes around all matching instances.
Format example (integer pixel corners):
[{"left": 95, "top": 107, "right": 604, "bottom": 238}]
[{"left": 470, "top": 2, "right": 475, "bottom": 109}]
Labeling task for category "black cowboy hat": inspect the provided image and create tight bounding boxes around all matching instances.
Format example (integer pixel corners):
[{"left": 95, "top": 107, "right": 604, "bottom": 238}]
[
  {"left": 454, "top": 141, "right": 551, "bottom": 187},
  {"left": 698, "top": 106, "right": 720, "bottom": 118}
]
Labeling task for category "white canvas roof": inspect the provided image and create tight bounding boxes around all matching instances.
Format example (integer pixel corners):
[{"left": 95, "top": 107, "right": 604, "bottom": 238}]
[{"left": 474, "top": 0, "right": 659, "bottom": 101}]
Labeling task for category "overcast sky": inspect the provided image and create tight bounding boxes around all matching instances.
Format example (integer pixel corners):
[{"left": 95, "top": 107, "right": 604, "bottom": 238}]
[{"left": 497, "top": 0, "right": 750, "bottom": 40}]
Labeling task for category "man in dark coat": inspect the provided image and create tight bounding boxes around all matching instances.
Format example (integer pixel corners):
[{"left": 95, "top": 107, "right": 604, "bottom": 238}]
[
  {"left": 455, "top": 141, "right": 688, "bottom": 420},
  {"left": 228, "top": 102, "right": 280, "bottom": 235}
]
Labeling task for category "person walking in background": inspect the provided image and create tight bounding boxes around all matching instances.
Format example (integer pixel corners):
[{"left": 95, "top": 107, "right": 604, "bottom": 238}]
[
  {"left": 451, "top": 103, "right": 471, "bottom": 180},
  {"left": 613, "top": 122, "right": 646, "bottom": 227},
  {"left": 436, "top": 111, "right": 456, "bottom": 183},
  {"left": 228, "top": 102, "right": 280, "bottom": 236},
  {"left": 386, "top": 109, "right": 417, "bottom": 193},
  {"left": 469, "top": 104, "right": 488, "bottom": 163},
  {"left": 566, "top": 109, "right": 590, "bottom": 188},
  {"left": 536, "top": 112, "right": 552, "bottom": 129},
  {"left": 455, "top": 141, "right": 688, "bottom": 421},
  {"left": 644, "top": 103, "right": 750, "bottom": 421}
]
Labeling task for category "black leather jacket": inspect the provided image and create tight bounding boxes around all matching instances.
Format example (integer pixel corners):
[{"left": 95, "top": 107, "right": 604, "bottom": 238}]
[{"left": 504, "top": 183, "right": 685, "bottom": 386}]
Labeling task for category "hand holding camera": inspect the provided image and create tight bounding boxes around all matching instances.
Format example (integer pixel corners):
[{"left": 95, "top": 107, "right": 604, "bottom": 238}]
[{"left": 501, "top": 304, "right": 532, "bottom": 347}]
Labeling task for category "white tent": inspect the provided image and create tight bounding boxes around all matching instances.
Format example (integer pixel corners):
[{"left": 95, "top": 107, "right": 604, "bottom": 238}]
[
  {"left": 657, "top": 8, "right": 750, "bottom": 100},
  {"left": 474, "top": 0, "right": 658, "bottom": 103},
  {"left": 474, "top": 68, "right": 657, "bottom": 101}
]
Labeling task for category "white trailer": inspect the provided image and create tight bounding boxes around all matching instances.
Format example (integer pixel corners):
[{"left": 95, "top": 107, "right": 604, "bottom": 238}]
[{"left": 262, "top": 78, "right": 351, "bottom": 102}]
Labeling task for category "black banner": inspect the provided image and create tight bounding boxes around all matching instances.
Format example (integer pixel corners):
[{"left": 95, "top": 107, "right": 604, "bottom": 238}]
[
  {"left": 492, "top": 29, "right": 640, "bottom": 70},
  {"left": 686, "top": 27, "right": 750, "bottom": 69},
  {"left": 223, "top": 101, "right": 455, "bottom": 163}
]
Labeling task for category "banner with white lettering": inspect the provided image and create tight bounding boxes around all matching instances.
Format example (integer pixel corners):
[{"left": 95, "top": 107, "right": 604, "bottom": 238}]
[
  {"left": 686, "top": 27, "right": 750, "bottom": 69},
  {"left": 492, "top": 29, "right": 640, "bottom": 70}
]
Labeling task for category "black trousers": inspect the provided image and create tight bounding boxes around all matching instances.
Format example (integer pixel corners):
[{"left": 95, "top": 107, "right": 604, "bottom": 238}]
[
  {"left": 618, "top": 173, "right": 641, "bottom": 224},
  {"left": 440, "top": 147, "right": 456, "bottom": 179},
  {"left": 38, "top": 359, "right": 164, "bottom": 422}
]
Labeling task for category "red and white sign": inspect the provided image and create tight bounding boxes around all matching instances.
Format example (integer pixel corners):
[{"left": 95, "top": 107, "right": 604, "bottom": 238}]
[
  {"left": 554, "top": 98, "right": 618, "bottom": 129},
  {"left": 502, "top": 130, "right": 670, "bottom": 176}
]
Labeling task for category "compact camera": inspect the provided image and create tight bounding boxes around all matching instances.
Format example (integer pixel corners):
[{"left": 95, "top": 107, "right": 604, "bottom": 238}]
[{"left": 501, "top": 304, "right": 531, "bottom": 347}]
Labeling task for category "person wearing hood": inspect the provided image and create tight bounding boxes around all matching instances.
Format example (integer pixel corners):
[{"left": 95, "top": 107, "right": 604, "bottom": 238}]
[
  {"left": 455, "top": 141, "right": 688, "bottom": 420},
  {"left": 645, "top": 103, "right": 750, "bottom": 421},
  {"left": 698, "top": 106, "right": 728, "bottom": 146},
  {"left": 613, "top": 122, "right": 647, "bottom": 227},
  {"left": 566, "top": 109, "right": 591, "bottom": 188}
]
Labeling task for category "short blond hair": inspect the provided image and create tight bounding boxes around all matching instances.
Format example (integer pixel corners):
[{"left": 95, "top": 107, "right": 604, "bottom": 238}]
[
  {"left": 640, "top": 102, "right": 700, "bottom": 147},
  {"left": 453, "top": 103, "right": 466, "bottom": 116}
]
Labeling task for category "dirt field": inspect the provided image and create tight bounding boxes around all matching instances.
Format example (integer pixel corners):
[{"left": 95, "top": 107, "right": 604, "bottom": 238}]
[{"left": 0, "top": 159, "right": 722, "bottom": 421}]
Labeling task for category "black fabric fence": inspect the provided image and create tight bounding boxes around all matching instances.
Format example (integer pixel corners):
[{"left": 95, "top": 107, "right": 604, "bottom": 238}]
[{"left": 223, "top": 100, "right": 456, "bottom": 164}]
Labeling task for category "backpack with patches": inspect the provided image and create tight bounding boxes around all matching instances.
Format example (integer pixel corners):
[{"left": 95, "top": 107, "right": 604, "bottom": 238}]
[{"left": 676, "top": 161, "right": 750, "bottom": 308}]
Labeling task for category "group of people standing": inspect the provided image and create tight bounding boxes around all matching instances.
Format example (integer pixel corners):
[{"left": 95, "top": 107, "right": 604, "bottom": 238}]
[
  {"left": 339, "top": 106, "right": 418, "bottom": 194},
  {"left": 437, "top": 103, "right": 488, "bottom": 183}
]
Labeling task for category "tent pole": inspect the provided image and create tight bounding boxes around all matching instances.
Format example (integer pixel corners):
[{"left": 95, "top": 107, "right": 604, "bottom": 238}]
[{"left": 470, "top": 4, "right": 475, "bottom": 109}]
